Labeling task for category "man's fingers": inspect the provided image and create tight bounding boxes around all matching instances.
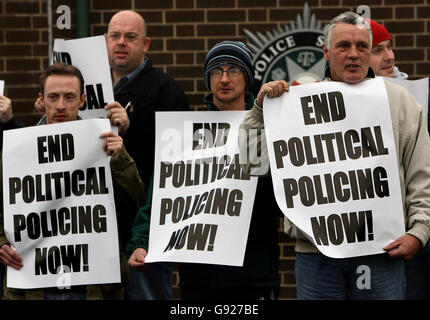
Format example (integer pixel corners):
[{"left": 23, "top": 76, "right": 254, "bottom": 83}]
[
  {"left": 7, "top": 259, "right": 24, "bottom": 270},
  {"left": 128, "top": 254, "right": 145, "bottom": 268},
  {"left": 383, "top": 240, "right": 399, "bottom": 252},
  {"left": 0, "top": 245, "right": 23, "bottom": 270},
  {"left": 106, "top": 107, "right": 130, "bottom": 134},
  {"left": 99, "top": 131, "right": 113, "bottom": 139},
  {"left": 99, "top": 132, "right": 122, "bottom": 156},
  {"left": 129, "top": 257, "right": 144, "bottom": 267},
  {"left": 257, "top": 80, "right": 291, "bottom": 106},
  {"left": 104, "top": 101, "right": 124, "bottom": 110},
  {"left": 384, "top": 234, "right": 421, "bottom": 260}
]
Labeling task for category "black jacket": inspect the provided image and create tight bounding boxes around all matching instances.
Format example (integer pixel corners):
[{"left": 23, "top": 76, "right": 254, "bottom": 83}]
[{"left": 114, "top": 59, "right": 190, "bottom": 186}]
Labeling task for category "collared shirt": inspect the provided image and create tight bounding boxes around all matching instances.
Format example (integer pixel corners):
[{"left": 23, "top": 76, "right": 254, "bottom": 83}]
[{"left": 113, "top": 58, "right": 148, "bottom": 94}]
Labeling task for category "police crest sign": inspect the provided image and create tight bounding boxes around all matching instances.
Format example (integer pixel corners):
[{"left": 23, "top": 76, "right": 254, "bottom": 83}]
[{"left": 244, "top": 3, "right": 327, "bottom": 94}]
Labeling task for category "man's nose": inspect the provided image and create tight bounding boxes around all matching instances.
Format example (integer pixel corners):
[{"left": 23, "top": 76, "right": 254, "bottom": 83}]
[
  {"left": 116, "top": 34, "right": 127, "bottom": 45},
  {"left": 383, "top": 48, "right": 394, "bottom": 62},
  {"left": 220, "top": 70, "right": 230, "bottom": 81},
  {"left": 347, "top": 46, "right": 359, "bottom": 58},
  {"left": 56, "top": 98, "right": 66, "bottom": 110}
]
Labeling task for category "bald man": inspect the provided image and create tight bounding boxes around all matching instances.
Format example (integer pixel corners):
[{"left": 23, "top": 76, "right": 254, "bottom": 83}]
[
  {"left": 106, "top": 11, "right": 151, "bottom": 86},
  {"left": 105, "top": 10, "right": 189, "bottom": 300}
]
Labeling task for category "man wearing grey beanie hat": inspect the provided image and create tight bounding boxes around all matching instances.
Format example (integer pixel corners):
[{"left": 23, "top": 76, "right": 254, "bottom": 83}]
[
  {"left": 127, "top": 40, "right": 281, "bottom": 300},
  {"left": 204, "top": 41, "right": 254, "bottom": 91},
  {"left": 202, "top": 41, "right": 256, "bottom": 111},
  {"left": 178, "top": 41, "right": 281, "bottom": 300}
]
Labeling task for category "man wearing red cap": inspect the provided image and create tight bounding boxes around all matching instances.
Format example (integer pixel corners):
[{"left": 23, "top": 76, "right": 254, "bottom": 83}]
[
  {"left": 370, "top": 18, "right": 430, "bottom": 300},
  {"left": 368, "top": 19, "right": 408, "bottom": 79}
]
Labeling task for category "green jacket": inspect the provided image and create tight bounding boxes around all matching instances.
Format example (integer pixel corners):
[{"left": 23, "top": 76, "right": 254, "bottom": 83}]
[
  {"left": 127, "top": 174, "right": 153, "bottom": 256},
  {"left": 1, "top": 143, "right": 146, "bottom": 300}
]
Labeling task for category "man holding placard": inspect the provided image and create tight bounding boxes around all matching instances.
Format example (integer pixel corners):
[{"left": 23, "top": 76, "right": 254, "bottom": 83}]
[
  {"left": 240, "top": 12, "right": 430, "bottom": 299},
  {"left": 127, "top": 41, "right": 281, "bottom": 300},
  {"left": 0, "top": 63, "right": 145, "bottom": 300},
  {"left": 32, "top": 10, "right": 188, "bottom": 300},
  {"left": 368, "top": 18, "right": 430, "bottom": 300}
]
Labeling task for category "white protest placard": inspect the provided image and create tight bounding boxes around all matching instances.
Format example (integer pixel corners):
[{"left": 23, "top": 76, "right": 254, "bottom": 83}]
[
  {"left": 2, "top": 119, "right": 120, "bottom": 288},
  {"left": 384, "top": 77, "right": 429, "bottom": 126},
  {"left": 0, "top": 80, "right": 4, "bottom": 95},
  {"left": 145, "top": 111, "right": 258, "bottom": 266},
  {"left": 263, "top": 78, "right": 405, "bottom": 258},
  {"left": 52, "top": 36, "right": 113, "bottom": 119}
]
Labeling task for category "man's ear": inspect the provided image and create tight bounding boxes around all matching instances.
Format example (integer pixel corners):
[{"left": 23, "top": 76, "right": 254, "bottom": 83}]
[
  {"left": 323, "top": 43, "right": 330, "bottom": 62},
  {"left": 143, "top": 36, "right": 151, "bottom": 55},
  {"left": 38, "top": 92, "right": 44, "bottom": 105},
  {"left": 80, "top": 93, "right": 86, "bottom": 108}
]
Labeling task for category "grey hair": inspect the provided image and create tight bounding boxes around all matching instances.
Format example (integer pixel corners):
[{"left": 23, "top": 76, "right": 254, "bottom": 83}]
[{"left": 323, "top": 12, "right": 372, "bottom": 50}]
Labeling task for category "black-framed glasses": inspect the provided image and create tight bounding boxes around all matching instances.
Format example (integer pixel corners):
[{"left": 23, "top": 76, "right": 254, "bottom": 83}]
[{"left": 209, "top": 67, "right": 242, "bottom": 78}]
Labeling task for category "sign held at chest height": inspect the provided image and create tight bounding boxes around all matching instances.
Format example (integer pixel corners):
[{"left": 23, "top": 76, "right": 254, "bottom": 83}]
[
  {"left": 263, "top": 78, "right": 405, "bottom": 258},
  {"left": 145, "top": 111, "right": 258, "bottom": 266},
  {"left": 2, "top": 119, "right": 120, "bottom": 288}
]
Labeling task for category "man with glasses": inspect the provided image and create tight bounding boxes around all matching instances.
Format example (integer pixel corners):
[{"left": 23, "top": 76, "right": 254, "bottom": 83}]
[
  {"left": 105, "top": 10, "right": 190, "bottom": 300},
  {"left": 128, "top": 41, "right": 281, "bottom": 300},
  {"left": 203, "top": 42, "right": 253, "bottom": 111},
  {"left": 105, "top": 10, "right": 189, "bottom": 188},
  {"left": 184, "top": 41, "right": 281, "bottom": 299}
]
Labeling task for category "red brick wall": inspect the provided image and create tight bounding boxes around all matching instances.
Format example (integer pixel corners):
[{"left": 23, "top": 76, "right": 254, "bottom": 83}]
[{"left": 1, "top": 0, "right": 429, "bottom": 300}]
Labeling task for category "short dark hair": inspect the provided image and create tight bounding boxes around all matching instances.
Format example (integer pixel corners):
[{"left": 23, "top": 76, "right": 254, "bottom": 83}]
[{"left": 39, "top": 62, "right": 85, "bottom": 95}]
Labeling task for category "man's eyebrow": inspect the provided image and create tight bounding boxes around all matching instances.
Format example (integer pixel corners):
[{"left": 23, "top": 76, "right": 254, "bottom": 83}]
[
  {"left": 335, "top": 40, "right": 350, "bottom": 46},
  {"left": 46, "top": 91, "right": 76, "bottom": 95},
  {"left": 357, "top": 41, "right": 369, "bottom": 47}
]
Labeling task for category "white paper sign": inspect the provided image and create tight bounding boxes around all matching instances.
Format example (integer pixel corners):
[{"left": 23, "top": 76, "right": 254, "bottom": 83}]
[
  {"left": 145, "top": 111, "right": 258, "bottom": 266},
  {"left": 52, "top": 36, "right": 114, "bottom": 119},
  {"left": 2, "top": 119, "right": 120, "bottom": 288},
  {"left": 384, "top": 77, "right": 429, "bottom": 126},
  {"left": 0, "top": 80, "right": 4, "bottom": 95},
  {"left": 263, "top": 78, "right": 405, "bottom": 258}
]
